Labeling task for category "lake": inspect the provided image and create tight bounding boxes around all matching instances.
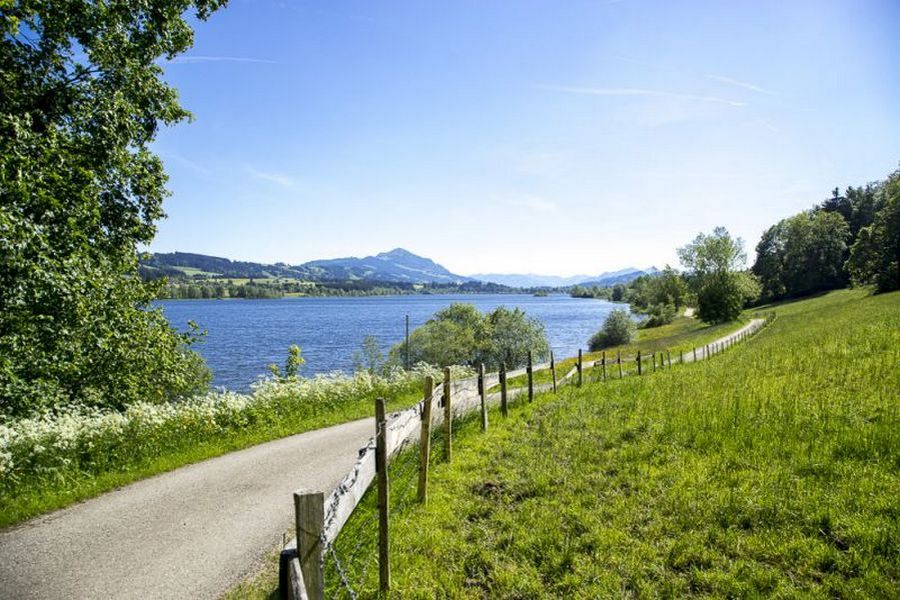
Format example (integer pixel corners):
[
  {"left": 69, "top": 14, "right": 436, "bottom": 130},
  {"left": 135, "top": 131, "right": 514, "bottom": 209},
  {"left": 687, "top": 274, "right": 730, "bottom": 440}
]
[{"left": 159, "top": 294, "right": 625, "bottom": 390}]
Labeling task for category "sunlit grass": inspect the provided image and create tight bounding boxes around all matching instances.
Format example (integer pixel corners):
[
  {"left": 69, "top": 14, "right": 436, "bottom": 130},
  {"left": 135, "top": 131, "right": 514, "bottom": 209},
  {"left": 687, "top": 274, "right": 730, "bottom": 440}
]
[
  {"left": 317, "top": 289, "right": 899, "bottom": 598},
  {"left": 497, "top": 314, "right": 749, "bottom": 390}
]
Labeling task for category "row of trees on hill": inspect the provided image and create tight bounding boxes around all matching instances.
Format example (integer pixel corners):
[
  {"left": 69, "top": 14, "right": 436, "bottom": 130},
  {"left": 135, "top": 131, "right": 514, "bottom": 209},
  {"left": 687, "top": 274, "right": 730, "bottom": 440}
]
[{"left": 753, "top": 166, "right": 900, "bottom": 300}]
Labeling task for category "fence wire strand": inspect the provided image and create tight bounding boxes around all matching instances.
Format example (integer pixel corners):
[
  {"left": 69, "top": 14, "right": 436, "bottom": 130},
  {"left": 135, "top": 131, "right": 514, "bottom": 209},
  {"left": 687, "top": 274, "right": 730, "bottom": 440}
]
[
  {"left": 322, "top": 390, "right": 480, "bottom": 598},
  {"left": 317, "top": 318, "right": 774, "bottom": 598}
]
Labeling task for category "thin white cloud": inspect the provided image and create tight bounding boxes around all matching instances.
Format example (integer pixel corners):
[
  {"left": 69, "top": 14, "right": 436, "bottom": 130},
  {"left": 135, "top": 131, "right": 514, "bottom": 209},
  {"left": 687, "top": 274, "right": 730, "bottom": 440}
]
[
  {"left": 499, "top": 196, "right": 558, "bottom": 213},
  {"left": 707, "top": 74, "right": 778, "bottom": 96},
  {"left": 246, "top": 167, "right": 295, "bottom": 188},
  {"left": 535, "top": 85, "right": 746, "bottom": 107},
  {"left": 159, "top": 151, "right": 210, "bottom": 176},
  {"left": 758, "top": 119, "right": 781, "bottom": 133},
  {"left": 168, "top": 55, "right": 278, "bottom": 65}
]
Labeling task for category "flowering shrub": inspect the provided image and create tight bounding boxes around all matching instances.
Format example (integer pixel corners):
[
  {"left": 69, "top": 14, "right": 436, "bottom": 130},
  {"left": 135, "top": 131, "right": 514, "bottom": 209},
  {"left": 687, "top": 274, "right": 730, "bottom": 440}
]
[{"left": 0, "top": 362, "right": 469, "bottom": 506}]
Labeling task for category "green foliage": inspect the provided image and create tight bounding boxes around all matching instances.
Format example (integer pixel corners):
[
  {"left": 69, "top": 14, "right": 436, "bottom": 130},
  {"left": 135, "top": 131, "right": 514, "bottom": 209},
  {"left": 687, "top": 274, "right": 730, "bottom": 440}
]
[
  {"left": 589, "top": 309, "right": 636, "bottom": 350},
  {"left": 753, "top": 210, "right": 850, "bottom": 301},
  {"left": 352, "top": 335, "right": 385, "bottom": 375},
  {"left": 626, "top": 266, "right": 689, "bottom": 311},
  {"left": 642, "top": 302, "right": 678, "bottom": 328},
  {"left": 846, "top": 168, "right": 900, "bottom": 293},
  {"left": 679, "top": 228, "right": 758, "bottom": 324},
  {"left": 820, "top": 183, "right": 882, "bottom": 241},
  {"left": 752, "top": 166, "right": 893, "bottom": 301},
  {"left": 678, "top": 226, "right": 747, "bottom": 277},
  {"left": 389, "top": 303, "right": 549, "bottom": 370},
  {"left": 570, "top": 285, "right": 610, "bottom": 299},
  {"left": 326, "top": 290, "right": 899, "bottom": 597},
  {"left": 697, "top": 271, "right": 760, "bottom": 324},
  {"left": 269, "top": 345, "right": 304, "bottom": 380},
  {"left": 487, "top": 306, "right": 550, "bottom": 369},
  {"left": 0, "top": 0, "right": 224, "bottom": 417}
]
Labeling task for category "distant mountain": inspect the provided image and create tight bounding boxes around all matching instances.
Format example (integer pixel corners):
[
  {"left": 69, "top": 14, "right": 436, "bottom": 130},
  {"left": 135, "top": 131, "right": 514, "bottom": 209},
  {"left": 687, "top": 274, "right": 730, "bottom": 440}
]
[
  {"left": 467, "top": 273, "right": 594, "bottom": 288},
  {"left": 304, "top": 248, "right": 471, "bottom": 284},
  {"left": 577, "top": 267, "right": 660, "bottom": 287},
  {"left": 470, "top": 267, "right": 659, "bottom": 288},
  {"left": 142, "top": 248, "right": 471, "bottom": 285},
  {"left": 141, "top": 252, "right": 313, "bottom": 280},
  {"left": 143, "top": 250, "right": 658, "bottom": 288}
]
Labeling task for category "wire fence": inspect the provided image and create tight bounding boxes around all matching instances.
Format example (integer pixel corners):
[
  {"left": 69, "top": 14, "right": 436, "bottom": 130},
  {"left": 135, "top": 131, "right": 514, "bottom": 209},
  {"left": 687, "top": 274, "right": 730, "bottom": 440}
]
[
  {"left": 324, "top": 410, "right": 463, "bottom": 599},
  {"left": 284, "top": 314, "right": 775, "bottom": 599}
]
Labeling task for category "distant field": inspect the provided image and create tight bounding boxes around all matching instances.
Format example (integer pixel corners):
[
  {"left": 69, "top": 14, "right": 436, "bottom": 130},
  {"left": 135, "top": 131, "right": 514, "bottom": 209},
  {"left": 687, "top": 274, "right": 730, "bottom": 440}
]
[
  {"left": 295, "top": 289, "right": 899, "bottom": 598},
  {"left": 497, "top": 313, "right": 749, "bottom": 390},
  {"left": 172, "top": 265, "right": 221, "bottom": 277}
]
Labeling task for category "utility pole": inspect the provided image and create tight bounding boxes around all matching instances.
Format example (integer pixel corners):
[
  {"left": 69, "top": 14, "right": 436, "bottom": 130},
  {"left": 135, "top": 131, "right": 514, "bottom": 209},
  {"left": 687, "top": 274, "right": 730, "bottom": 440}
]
[{"left": 405, "top": 314, "right": 410, "bottom": 370}]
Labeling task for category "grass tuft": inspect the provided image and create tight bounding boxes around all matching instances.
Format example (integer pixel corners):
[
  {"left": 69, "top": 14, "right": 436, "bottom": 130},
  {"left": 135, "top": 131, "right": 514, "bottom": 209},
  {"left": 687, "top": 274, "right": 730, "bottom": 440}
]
[{"left": 299, "top": 289, "right": 900, "bottom": 598}]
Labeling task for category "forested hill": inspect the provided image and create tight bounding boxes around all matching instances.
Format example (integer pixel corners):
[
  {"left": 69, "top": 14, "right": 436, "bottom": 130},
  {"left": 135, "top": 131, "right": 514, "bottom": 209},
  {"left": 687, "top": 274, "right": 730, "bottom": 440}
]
[{"left": 141, "top": 248, "right": 472, "bottom": 285}]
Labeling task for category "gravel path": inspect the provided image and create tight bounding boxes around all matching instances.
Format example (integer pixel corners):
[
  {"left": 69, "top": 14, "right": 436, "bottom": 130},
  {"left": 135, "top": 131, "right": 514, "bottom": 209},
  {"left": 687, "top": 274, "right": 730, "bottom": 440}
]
[{"left": 0, "top": 318, "right": 766, "bottom": 600}]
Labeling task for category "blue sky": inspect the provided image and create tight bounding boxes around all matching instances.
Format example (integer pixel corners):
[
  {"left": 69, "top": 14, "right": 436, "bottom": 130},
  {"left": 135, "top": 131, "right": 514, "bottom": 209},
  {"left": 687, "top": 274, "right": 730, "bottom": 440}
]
[{"left": 150, "top": 0, "right": 900, "bottom": 276}]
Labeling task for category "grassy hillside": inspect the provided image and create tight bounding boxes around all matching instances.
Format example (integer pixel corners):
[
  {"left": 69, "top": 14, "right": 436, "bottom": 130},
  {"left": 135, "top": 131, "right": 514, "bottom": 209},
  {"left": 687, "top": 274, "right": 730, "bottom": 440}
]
[
  {"left": 315, "top": 289, "right": 898, "bottom": 598},
  {"left": 498, "top": 314, "right": 751, "bottom": 391}
]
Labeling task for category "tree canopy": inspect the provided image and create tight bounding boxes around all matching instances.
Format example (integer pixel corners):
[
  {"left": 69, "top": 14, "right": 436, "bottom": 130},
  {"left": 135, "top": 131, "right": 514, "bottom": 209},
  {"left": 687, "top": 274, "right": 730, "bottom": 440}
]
[
  {"left": 845, "top": 168, "right": 900, "bottom": 293},
  {"left": 752, "top": 166, "right": 895, "bottom": 301},
  {"left": 588, "top": 309, "right": 636, "bottom": 351},
  {"left": 677, "top": 226, "right": 747, "bottom": 277},
  {"left": 389, "top": 303, "right": 549, "bottom": 370},
  {"left": 679, "top": 228, "right": 759, "bottom": 324},
  {"left": 0, "top": 0, "right": 224, "bottom": 417},
  {"left": 753, "top": 210, "right": 850, "bottom": 301}
]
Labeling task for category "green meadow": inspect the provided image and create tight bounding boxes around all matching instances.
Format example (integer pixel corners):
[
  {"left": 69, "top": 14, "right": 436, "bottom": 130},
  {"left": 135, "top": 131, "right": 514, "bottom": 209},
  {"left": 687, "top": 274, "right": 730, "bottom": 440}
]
[
  {"left": 307, "top": 289, "right": 899, "bottom": 598},
  {"left": 497, "top": 313, "right": 752, "bottom": 391}
]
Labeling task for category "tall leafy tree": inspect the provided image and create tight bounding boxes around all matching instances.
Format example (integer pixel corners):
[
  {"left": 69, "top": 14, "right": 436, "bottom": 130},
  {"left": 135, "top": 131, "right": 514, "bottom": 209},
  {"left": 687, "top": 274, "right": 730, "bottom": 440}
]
[
  {"left": 846, "top": 168, "right": 900, "bottom": 293},
  {"left": 752, "top": 210, "right": 849, "bottom": 301},
  {"left": 486, "top": 307, "right": 549, "bottom": 370},
  {"left": 0, "top": 1, "right": 224, "bottom": 416},
  {"left": 678, "top": 228, "right": 759, "bottom": 323},
  {"left": 389, "top": 303, "right": 549, "bottom": 370},
  {"left": 821, "top": 184, "right": 882, "bottom": 241}
]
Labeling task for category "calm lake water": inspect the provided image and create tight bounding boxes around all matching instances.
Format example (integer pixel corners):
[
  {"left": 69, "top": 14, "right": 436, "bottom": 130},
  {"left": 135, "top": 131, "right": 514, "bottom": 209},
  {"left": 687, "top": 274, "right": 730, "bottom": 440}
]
[{"left": 159, "top": 294, "right": 625, "bottom": 390}]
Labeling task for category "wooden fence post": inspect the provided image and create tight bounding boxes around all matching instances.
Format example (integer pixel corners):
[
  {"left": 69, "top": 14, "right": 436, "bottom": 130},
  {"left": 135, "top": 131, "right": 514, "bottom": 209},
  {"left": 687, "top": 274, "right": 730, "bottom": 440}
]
[
  {"left": 443, "top": 367, "right": 451, "bottom": 462},
  {"left": 693, "top": 347, "right": 697, "bottom": 362},
  {"left": 550, "top": 350, "right": 558, "bottom": 393},
  {"left": 478, "top": 363, "right": 488, "bottom": 431},
  {"left": 577, "top": 349, "right": 583, "bottom": 387},
  {"left": 375, "top": 398, "right": 390, "bottom": 593},
  {"left": 418, "top": 376, "right": 433, "bottom": 504},
  {"left": 667, "top": 351, "right": 672, "bottom": 368},
  {"left": 500, "top": 362, "right": 508, "bottom": 418},
  {"left": 294, "top": 490, "right": 325, "bottom": 600},
  {"left": 680, "top": 350, "right": 684, "bottom": 365},
  {"left": 527, "top": 351, "right": 534, "bottom": 402},
  {"left": 602, "top": 351, "right": 607, "bottom": 381},
  {"left": 706, "top": 344, "right": 710, "bottom": 359},
  {"left": 652, "top": 352, "right": 656, "bottom": 372},
  {"left": 617, "top": 351, "right": 623, "bottom": 378},
  {"left": 637, "top": 350, "right": 642, "bottom": 375}
]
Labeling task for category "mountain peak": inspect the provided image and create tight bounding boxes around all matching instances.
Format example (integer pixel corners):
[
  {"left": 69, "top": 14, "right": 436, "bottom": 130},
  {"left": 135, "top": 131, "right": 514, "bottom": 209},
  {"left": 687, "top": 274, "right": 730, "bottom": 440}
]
[{"left": 377, "top": 248, "right": 417, "bottom": 259}]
